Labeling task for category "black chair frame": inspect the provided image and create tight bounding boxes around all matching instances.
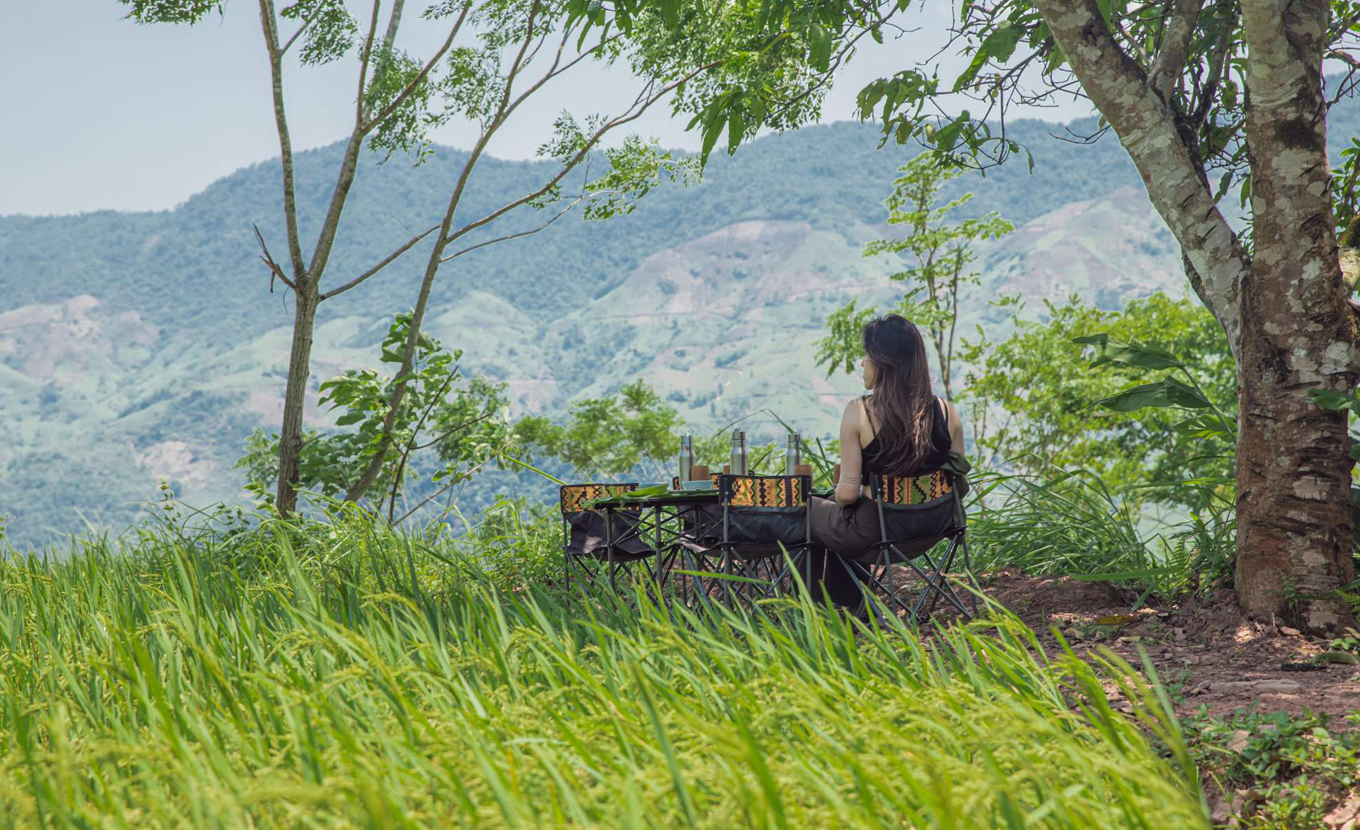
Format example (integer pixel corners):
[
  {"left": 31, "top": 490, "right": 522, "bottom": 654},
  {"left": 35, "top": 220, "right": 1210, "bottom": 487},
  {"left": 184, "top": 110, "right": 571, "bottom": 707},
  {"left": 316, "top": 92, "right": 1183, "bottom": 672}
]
[
  {"left": 835, "top": 470, "right": 974, "bottom": 627},
  {"left": 702, "top": 473, "right": 816, "bottom": 607},
  {"left": 559, "top": 483, "right": 660, "bottom": 594}
]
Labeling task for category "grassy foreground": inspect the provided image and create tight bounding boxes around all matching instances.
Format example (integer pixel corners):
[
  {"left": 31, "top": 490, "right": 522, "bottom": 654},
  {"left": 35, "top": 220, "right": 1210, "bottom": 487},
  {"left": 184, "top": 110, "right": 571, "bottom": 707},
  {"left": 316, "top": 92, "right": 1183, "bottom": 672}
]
[{"left": 0, "top": 516, "right": 1209, "bottom": 829}]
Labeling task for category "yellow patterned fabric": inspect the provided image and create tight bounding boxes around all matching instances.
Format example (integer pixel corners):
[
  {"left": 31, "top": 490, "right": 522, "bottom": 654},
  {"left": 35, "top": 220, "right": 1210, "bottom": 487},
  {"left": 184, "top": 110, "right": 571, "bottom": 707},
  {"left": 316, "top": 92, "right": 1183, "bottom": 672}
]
[
  {"left": 723, "top": 475, "right": 807, "bottom": 508},
  {"left": 559, "top": 483, "right": 637, "bottom": 514},
  {"left": 877, "top": 470, "right": 952, "bottom": 505}
]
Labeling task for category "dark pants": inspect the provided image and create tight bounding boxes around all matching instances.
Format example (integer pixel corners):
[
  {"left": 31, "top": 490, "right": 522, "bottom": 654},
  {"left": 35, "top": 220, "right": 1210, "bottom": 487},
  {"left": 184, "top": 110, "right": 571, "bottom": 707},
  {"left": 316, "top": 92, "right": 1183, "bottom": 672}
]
[
  {"left": 803, "top": 548, "right": 870, "bottom": 608},
  {"left": 805, "top": 496, "right": 883, "bottom": 609}
]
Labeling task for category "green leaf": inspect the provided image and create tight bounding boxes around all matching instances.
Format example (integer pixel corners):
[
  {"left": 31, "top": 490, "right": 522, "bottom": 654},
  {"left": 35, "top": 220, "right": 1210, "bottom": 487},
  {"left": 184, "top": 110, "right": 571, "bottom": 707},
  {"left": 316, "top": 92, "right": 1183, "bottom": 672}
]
[
  {"left": 1094, "top": 378, "right": 1212, "bottom": 412},
  {"left": 935, "top": 118, "right": 964, "bottom": 152},
  {"left": 657, "top": 0, "right": 679, "bottom": 27},
  {"left": 953, "top": 25, "right": 1022, "bottom": 92},
  {"left": 1073, "top": 333, "right": 1184, "bottom": 370},
  {"left": 727, "top": 107, "right": 745, "bottom": 156},
  {"left": 809, "top": 22, "right": 832, "bottom": 72},
  {"left": 699, "top": 101, "right": 726, "bottom": 164},
  {"left": 1307, "top": 388, "right": 1360, "bottom": 413},
  {"left": 1171, "top": 414, "right": 1233, "bottom": 440}
]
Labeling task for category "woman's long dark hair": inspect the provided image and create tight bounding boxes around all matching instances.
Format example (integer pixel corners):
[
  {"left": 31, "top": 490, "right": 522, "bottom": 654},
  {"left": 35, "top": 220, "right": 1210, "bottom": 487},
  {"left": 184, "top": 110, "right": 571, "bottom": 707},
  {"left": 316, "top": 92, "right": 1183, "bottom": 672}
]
[{"left": 863, "top": 314, "right": 939, "bottom": 475}]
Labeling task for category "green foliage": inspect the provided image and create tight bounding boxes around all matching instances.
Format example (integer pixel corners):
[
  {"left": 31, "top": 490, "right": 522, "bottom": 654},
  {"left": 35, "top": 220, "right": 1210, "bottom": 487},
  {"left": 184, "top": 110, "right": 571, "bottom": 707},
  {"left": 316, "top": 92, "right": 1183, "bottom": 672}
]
[
  {"left": 816, "top": 153, "right": 1013, "bottom": 396},
  {"left": 815, "top": 299, "right": 878, "bottom": 376},
  {"left": 515, "top": 380, "right": 684, "bottom": 480},
  {"left": 280, "top": 0, "right": 358, "bottom": 66},
  {"left": 450, "top": 495, "right": 560, "bottom": 591},
  {"left": 0, "top": 511, "right": 1210, "bottom": 827},
  {"left": 235, "top": 313, "right": 518, "bottom": 515},
  {"left": 1185, "top": 709, "right": 1360, "bottom": 830},
  {"left": 969, "top": 468, "right": 1235, "bottom": 604},
  {"left": 118, "top": 0, "right": 223, "bottom": 24},
  {"left": 581, "top": 135, "right": 701, "bottom": 220},
  {"left": 960, "top": 292, "right": 1235, "bottom": 509},
  {"left": 676, "top": 0, "right": 1360, "bottom": 230}
]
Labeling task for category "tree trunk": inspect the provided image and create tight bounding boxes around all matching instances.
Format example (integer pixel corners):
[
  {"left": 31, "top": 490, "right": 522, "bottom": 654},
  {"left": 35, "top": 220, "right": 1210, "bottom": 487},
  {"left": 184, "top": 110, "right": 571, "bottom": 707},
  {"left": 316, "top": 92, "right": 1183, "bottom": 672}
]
[
  {"left": 1233, "top": 0, "right": 1359, "bottom": 631},
  {"left": 275, "top": 283, "right": 319, "bottom": 515},
  {"left": 1233, "top": 320, "right": 1356, "bottom": 630},
  {"left": 1030, "top": 0, "right": 1359, "bottom": 633}
]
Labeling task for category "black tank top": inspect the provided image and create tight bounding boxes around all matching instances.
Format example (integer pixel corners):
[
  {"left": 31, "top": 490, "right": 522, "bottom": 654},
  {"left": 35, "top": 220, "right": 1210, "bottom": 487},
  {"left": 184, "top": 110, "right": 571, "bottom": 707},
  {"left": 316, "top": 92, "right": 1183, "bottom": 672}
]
[{"left": 861, "top": 395, "right": 951, "bottom": 477}]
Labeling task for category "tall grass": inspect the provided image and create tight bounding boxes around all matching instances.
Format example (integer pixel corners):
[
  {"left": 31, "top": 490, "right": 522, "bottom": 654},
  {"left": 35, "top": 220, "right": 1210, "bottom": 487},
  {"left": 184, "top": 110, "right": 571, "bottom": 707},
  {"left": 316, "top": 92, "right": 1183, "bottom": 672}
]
[
  {"left": 968, "top": 469, "right": 1235, "bottom": 604},
  {"left": 0, "top": 513, "right": 1208, "bottom": 828}
]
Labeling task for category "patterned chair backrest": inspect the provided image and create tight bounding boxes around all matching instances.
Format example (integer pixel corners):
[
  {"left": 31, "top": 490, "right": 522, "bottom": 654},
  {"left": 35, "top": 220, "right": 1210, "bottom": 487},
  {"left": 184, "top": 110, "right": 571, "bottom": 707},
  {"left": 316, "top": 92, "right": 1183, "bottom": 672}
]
[
  {"left": 873, "top": 469, "right": 953, "bottom": 505},
  {"left": 559, "top": 483, "right": 638, "bottom": 515},
  {"left": 719, "top": 474, "right": 810, "bottom": 508}
]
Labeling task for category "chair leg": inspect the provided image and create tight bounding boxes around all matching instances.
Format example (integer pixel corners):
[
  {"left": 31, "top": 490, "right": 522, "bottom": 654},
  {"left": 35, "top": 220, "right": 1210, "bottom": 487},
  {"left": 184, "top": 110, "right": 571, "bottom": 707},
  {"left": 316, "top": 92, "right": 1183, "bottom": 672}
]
[
  {"left": 834, "top": 554, "right": 894, "bottom": 628},
  {"left": 904, "top": 539, "right": 970, "bottom": 620}
]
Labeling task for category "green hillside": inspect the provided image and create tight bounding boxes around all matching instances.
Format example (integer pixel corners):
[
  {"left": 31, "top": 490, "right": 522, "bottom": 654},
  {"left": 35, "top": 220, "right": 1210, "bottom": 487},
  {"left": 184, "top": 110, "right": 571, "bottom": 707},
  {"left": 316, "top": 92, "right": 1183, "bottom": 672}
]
[{"left": 3, "top": 106, "right": 1357, "bottom": 549}]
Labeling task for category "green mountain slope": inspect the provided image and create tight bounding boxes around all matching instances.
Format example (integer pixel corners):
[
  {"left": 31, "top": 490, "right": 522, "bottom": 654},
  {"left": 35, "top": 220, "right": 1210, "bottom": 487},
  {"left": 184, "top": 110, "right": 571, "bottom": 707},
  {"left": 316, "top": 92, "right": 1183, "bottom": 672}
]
[{"left": 3, "top": 107, "right": 1357, "bottom": 549}]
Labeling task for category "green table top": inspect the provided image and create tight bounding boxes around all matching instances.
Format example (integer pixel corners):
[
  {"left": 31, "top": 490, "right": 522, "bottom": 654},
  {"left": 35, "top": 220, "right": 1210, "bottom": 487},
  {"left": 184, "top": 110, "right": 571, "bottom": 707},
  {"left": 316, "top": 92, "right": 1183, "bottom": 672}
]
[{"left": 588, "top": 485, "right": 834, "bottom": 509}]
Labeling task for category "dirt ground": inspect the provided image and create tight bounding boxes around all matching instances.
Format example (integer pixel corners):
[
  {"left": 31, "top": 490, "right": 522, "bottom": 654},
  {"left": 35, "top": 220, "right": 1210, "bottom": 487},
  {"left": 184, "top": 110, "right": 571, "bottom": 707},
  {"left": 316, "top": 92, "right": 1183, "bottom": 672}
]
[
  {"left": 968, "top": 569, "right": 1360, "bottom": 720},
  {"left": 955, "top": 570, "right": 1360, "bottom": 829}
]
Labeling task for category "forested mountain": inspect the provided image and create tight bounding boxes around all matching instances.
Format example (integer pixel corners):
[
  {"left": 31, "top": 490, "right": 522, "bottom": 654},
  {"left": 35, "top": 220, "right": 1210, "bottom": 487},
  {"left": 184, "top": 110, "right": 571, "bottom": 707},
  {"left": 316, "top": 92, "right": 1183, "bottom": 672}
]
[{"left": 3, "top": 103, "right": 1357, "bottom": 549}]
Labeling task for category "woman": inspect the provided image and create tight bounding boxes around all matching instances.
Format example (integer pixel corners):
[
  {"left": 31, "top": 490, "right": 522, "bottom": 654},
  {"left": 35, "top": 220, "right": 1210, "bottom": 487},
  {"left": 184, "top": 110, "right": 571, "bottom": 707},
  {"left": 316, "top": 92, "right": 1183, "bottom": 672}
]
[{"left": 806, "top": 314, "right": 965, "bottom": 610}]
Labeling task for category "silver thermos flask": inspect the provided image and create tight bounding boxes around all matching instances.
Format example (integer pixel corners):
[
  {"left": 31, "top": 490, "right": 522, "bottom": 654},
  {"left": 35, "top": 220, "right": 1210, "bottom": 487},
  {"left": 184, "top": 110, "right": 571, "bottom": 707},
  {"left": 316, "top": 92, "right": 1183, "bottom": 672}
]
[{"left": 679, "top": 434, "right": 694, "bottom": 481}]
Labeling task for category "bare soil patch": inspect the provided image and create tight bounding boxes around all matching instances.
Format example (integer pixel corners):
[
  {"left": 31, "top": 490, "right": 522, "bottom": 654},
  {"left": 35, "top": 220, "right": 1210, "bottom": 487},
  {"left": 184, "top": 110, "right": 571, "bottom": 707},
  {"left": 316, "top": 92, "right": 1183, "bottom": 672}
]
[{"left": 971, "top": 569, "right": 1360, "bottom": 720}]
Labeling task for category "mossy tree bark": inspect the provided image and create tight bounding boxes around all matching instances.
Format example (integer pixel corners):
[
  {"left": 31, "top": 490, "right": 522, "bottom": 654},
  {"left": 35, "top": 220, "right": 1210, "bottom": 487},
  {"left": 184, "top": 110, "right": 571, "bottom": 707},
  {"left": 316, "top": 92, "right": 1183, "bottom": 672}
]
[{"left": 1033, "top": 0, "right": 1359, "bottom": 632}]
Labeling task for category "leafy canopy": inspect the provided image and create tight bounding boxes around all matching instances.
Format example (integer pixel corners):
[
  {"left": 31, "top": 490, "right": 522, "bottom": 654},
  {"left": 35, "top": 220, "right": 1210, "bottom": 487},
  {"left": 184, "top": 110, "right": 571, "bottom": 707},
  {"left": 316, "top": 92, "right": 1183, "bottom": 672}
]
[
  {"left": 515, "top": 380, "right": 684, "bottom": 480},
  {"left": 960, "top": 292, "right": 1235, "bottom": 509}
]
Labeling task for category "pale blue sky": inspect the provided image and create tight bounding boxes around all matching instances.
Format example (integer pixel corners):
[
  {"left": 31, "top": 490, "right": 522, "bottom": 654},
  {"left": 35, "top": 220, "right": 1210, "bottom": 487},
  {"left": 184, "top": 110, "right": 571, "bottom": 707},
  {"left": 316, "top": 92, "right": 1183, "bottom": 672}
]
[{"left": 0, "top": 0, "right": 1092, "bottom": 216}]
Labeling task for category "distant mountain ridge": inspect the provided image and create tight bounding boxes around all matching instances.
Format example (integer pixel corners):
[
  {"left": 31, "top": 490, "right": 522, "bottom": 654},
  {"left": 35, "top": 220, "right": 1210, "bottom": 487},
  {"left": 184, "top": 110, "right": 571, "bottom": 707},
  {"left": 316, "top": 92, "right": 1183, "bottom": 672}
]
[{"left": 3, "top": 106, "right": 1357, "bottom": 548}]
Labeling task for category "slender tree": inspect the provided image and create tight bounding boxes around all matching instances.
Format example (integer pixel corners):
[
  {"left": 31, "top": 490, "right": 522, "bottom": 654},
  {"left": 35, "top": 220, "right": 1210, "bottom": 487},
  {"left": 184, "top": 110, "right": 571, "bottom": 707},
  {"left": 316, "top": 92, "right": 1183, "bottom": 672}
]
[
  {"left": 658, "top": 0, "right": 1360, "bottom": 633},
  {"left": 120, "top": 0, "right": 812, "bottom": 515},
  {"left": 816, "top": 152, "right": 1012, "bottom": 399}
]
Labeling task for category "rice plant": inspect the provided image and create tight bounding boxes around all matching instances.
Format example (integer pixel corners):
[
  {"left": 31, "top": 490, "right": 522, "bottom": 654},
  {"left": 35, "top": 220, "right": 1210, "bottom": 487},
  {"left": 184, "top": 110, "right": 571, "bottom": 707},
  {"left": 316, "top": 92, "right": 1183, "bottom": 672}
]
[{"left": 0, "top": 512, "right": 1209, "bottom": 829}]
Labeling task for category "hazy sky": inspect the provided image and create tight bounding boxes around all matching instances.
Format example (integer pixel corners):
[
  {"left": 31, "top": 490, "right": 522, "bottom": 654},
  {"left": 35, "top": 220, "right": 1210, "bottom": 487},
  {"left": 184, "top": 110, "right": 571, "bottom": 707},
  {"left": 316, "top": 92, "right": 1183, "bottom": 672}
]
[{"left": 1, "top": 0, "right": 1093, "bottom": 217}]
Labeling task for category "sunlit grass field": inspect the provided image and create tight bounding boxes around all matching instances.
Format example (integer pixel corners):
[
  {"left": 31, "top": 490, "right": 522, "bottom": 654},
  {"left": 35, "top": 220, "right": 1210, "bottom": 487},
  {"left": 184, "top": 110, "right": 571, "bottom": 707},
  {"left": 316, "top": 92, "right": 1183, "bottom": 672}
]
[{"left": 0, "top": 512, "right": 1210, "bottom": 829}]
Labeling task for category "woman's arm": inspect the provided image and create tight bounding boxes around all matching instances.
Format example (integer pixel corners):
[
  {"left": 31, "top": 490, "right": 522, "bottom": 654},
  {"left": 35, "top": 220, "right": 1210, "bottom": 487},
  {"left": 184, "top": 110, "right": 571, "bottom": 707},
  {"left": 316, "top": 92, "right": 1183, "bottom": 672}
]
[
  {"left": 944, "top": 399, "right": 965, "bottom": 456},
  {"left": 834, "top": 400, "right": 863, "bottom": 506}
]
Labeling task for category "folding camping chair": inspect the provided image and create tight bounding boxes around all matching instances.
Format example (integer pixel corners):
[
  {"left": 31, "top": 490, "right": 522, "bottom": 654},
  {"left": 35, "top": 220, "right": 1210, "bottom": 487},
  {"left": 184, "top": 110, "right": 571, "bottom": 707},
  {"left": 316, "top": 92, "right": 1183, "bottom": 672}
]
[
  {"left": 703, "top": 473, "right": 816, "bottom": 606},
  {"left": 559, "top": 483, "right": 657, "bottom": 592},
  {"left": 836, "top": 465, "right": 974, "bottom": 626}
]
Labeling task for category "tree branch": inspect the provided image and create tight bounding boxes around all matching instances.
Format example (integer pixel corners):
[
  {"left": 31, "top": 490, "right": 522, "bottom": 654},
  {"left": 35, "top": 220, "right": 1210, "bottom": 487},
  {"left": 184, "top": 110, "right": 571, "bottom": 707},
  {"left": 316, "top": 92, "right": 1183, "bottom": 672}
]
[
  {"left": 412, "top": 411, "right": 495, "bottom": 451},
  {"left": 439, "top": 196, "right": 584, "bottom": 263},
  {"left": 320, "top": 224, "right": 439, "bottom": 300},
  {"left": 257, "top": 0, "right": 307, "bottom": 281},
  {"left": 445, "top": 59, "right": 718, "bottom": 249},
  {"left": 355, "top": 0, "right": 384, "bottom": 127},
  {"left": 1147, "top": 0, "right": 1205, "bottom": 99},
  {"left": 380, "top": 0, "right": 405, "bottom": 51},
  {"left": 306, "top": 1, "right": 464, "bottom": 289},
  {"left": 280, "top": 15, "right": 317, "bottom": 56},
  {"left": 254, "top": 224, "right": 296, "bottom": 292},
  {"left": 387, "top": 365, "right": 460, "bottom": 523},
  {"left": 358, "top": 5, "right": 469, "bottom": 135},
  {"left": 1031, "top": 0, "right": 1248, "bottom": 356}
]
